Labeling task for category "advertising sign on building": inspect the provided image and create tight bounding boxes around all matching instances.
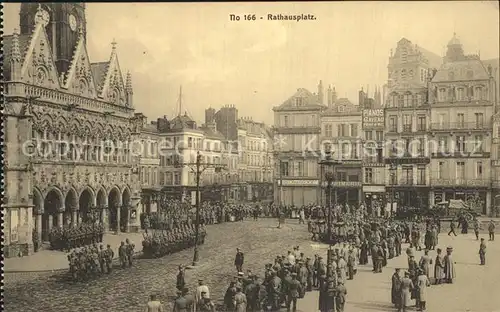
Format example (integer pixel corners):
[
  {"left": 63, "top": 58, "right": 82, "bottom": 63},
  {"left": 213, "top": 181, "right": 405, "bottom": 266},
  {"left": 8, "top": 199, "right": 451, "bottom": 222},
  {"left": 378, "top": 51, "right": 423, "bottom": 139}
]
[{"left": 362, "top": 109, "right": 385, "bottom": 129}]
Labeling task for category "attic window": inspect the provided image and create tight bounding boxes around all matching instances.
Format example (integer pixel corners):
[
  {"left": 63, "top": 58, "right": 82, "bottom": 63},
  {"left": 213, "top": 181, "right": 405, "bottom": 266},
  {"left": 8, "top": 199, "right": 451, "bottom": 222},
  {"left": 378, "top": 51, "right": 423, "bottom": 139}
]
[
  {"left": 338, "top": 105, "right": 345, "bottom": 112},
  {"left": 401, "top": 48, "right": 408, "bottom": 63},
  {"left": 448, "top": 71, "right": 455, "bottom": 80},
  {"left": 295, "top": 97, "right": 303, "bottom": 106}
]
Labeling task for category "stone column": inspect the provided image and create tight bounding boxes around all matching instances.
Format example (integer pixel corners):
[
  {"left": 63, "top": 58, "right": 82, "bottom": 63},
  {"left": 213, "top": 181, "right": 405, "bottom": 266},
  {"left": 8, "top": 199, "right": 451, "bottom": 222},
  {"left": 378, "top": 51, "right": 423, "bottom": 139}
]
[
  {"left": 72, "top": 210, "right": 78, "bottom": 226},
  {"left": 36, "top": 214, "right": 42, "bottom": 243},
  {"left": 116, "top": 207, "right": 121, "bottom": 234},
  {"left": 48, "top": 215, "right": 54, "bottom": 232},
  {"left": 57, "top": 211, "right": 64, "bottom": 228},
  {"left": 358, "top": 188, "right": 362, "bottom": 205}
]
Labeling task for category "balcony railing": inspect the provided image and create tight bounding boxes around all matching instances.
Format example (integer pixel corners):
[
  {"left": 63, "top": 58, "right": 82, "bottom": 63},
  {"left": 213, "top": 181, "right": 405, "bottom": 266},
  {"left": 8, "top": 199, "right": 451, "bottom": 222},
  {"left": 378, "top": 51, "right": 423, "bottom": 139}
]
[
  {"left": 431, "top": 178, "right": 491, "bottom": 187},
  {"left": 402, "top": 125, "right": 412, "bottom": 133},
  {"left": 431, "top": 152, "right": 490, "bottom": 158},
  {"left": 430, "top": 122, "right": 491, "bottom": 131}
]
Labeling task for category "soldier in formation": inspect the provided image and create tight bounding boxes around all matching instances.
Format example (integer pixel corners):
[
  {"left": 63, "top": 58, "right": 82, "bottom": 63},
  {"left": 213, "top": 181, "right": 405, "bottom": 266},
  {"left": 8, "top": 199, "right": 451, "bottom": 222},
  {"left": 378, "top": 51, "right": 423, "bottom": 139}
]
[
  {"left": 67, "top": 239, "right": 134, "bottom": 282},
  {"left": 142, "top": 223, "right": 207, "bottom": 258}
]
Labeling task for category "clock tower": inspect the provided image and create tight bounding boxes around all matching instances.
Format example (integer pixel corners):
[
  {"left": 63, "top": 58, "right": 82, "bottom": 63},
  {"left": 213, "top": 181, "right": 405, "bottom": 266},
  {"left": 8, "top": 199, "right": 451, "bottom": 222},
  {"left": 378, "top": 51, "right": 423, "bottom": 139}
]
[{"left": 19, "top": 3, "right": 87, "bottom": 75}]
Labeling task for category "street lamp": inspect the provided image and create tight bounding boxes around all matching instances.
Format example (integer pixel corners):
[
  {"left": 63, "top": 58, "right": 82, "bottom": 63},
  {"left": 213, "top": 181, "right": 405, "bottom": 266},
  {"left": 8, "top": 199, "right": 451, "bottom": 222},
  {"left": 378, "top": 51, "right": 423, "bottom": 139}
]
[
  {"left": 389, "top": 162, "right": 397, "bottom": 217},
  {"left": 318, "top": 146, "right": 342, "bottom": 280},
  {"left": 176, "top": 151, "right": 226, "bottom": 267}
]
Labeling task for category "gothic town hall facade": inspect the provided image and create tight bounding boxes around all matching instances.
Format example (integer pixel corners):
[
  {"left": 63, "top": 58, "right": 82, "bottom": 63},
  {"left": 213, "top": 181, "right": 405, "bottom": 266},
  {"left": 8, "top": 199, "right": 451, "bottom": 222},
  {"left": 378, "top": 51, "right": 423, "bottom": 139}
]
[{"left": 3, "top": 3, "right": 144, "bottom": 257}]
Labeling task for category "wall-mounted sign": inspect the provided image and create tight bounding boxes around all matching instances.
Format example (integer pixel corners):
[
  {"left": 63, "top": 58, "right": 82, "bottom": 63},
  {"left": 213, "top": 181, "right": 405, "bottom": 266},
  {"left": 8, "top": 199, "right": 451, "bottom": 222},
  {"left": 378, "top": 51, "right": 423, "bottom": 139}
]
[
  {"left": 333, "top": 181, "right": 362, "bottom": 188},
  {"left": 280, "top": 180, "right": 319, "bottom": 186},
  {"left": 362, "top": 109, "right": 385, "bottom": 129}
]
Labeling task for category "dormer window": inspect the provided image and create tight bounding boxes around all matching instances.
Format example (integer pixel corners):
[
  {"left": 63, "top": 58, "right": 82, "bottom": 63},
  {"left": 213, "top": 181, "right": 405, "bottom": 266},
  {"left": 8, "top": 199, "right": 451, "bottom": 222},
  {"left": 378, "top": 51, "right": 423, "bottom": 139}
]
[
  {"left": 438, "top": 88, "right": 447, "bottom": 102},
  {"left": 295, "top": 97, "right": 303, "bottom": 106},
  {"left": 401, "top": 48, "right": 408, "bottom": 63},
  {"left": 448, "top": 71, "right": 455, "bottom": 80},
  {"left": 338, "top": 105, "right": 345, "bottom": 112},
  {"left": 401, "top": 69, "right": 407, "bottom": 80}
]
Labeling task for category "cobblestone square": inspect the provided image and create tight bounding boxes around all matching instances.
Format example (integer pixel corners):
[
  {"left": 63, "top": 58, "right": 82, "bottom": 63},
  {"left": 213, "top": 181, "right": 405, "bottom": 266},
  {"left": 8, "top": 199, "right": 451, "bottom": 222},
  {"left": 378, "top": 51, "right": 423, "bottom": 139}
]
[{"left": 5, "top": 219, "right": 500, "bottom": 312}]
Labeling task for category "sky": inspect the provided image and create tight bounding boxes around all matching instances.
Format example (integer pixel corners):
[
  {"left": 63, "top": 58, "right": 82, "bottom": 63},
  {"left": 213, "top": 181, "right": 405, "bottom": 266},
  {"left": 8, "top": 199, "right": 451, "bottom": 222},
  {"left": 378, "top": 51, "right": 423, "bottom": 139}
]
[{"left": 3, "top": 1, "right": 499, "bottom": 125}]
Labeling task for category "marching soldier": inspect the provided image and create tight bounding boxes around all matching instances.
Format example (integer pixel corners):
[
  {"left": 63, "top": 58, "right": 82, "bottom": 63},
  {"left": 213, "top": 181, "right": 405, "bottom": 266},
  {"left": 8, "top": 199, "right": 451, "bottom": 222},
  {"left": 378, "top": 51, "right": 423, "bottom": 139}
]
[
  {"left": 479, "top": 238, "right": 487, "bottom": 265},
  {"left": 125, "top": 238, "right": 135, "bottom": 267},
  {"left": 119, "top": 241, "right": 128, "bottom": 269}
]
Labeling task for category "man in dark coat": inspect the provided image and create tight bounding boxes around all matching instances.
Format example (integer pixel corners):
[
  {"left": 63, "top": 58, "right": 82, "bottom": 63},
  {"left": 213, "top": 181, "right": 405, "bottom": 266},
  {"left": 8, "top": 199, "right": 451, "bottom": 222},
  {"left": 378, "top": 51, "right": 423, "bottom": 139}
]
[
  {"left": 235, "top": 248, "right": 244, "bottom": 273},
  {"left": 391, "top": 268, "right": 402, "bottom": 308},
  {"left": 286, "top": 273, "right": 302, "bottom": 312}
]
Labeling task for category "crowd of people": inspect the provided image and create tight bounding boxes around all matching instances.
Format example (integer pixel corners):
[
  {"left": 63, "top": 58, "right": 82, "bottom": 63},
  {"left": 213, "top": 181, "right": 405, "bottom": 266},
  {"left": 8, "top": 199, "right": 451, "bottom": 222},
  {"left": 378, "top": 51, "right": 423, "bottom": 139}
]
[{"left": 67, "top": 238, "right": 135, "bottom": 282}]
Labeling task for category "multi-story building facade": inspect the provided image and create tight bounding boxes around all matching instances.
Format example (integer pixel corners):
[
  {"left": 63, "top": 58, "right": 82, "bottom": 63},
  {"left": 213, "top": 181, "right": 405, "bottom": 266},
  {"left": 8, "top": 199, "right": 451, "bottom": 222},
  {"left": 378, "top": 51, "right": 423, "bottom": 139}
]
[
  {"left": 205, "top": 105, "right": 274, "bottom": 202},
  {"left": 3, "top": 3, "right": 142, "bottom": 257},
  {"left": 493, "top": 113, "right": 500, "bottom": 216},
  {"left": 273, "top": 86, "right": 323, "bottom": 206},
  {"left": 236, "top": 117, "right": 274, "bottom": 202},
  {"left": 361, "top": 90, "right": 386, "bottom": 213},
  {"left": 384, "top": 38, "right": 441, "bottom": 208},
  {"left": 428, "top": 34, "right": 496, "bottom": 214},
  {"left": 136, "top": 114, "right": 162, "bottom": 214},
  {"left": 321, "top": 98, "right": 363, "bottom": 205},
  {"left": 154, "top": 114, "right": 229, "bottom": 202}
]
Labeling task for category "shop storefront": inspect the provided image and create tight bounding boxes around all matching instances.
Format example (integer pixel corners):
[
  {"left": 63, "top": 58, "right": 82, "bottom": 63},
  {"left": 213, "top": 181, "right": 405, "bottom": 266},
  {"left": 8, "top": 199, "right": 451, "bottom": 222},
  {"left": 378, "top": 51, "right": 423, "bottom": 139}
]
[
  {"left": 363, "top": 185, "right": 385, "bottom": 215},
  {"left": 279, "top": 179, "right": 319, "bottom": 206},
  {"left": 432, "top": 189, "right": 491, "bottom": 214},
  {"left": 431, "top": 189, "right": 489, "bottom": 215},
  {"left": 387, "top": 186, "right": 430, "bottom": 209}
]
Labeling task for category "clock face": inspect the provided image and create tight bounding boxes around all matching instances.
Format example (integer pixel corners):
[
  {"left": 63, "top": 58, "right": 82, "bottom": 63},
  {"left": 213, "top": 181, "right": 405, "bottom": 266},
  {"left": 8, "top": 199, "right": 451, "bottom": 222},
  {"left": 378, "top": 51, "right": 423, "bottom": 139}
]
[
  {"left": 35, "top": 9, "right": 50, "bottom": 27},
  {"left": 69, "top": 14, "right": 77, "bottom": 31}
]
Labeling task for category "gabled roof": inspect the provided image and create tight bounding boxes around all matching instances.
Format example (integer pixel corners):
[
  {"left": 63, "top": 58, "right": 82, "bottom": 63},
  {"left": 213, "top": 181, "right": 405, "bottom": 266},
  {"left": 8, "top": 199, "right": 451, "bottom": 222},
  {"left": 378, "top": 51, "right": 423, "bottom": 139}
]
[
  {"left": 323, "top": 98, "right": 361, "bottom": 116},
  {"left": 432, "top": 59, "right": 491, "bottom": 83},
  {"left": 170, "top": 114, "right": 196, "bottom": 130},
  {"left": 200, "top": 126, "right": 225, "bottom": 140},
  {"left": 418, "top": 46, "right": 443, "bottom": 69},
  {"left": 3, "top": 34, "right": 31, "bottom": 80},
  {"left": 90, "top": 62, "right": 109, "bottom": 91},
  {"left": 273, "top": 88, "right": 325, "bottom": 111}
]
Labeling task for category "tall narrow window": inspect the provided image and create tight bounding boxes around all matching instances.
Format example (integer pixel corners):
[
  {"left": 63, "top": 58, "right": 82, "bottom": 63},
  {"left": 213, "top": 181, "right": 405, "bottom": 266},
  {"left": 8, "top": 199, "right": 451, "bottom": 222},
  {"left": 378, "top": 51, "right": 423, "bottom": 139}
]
[
  {"left": 476, "top": 161, "right": 483, "bottom": 178},
  {"left": 438, "top": 161, "right": 445, "bottom": 179},
  {"left": 364, "top": 168, "right": 373, "bottom": 184},
  {"left": 417, "top": 115, "right": 426, "bottom": 131},
  {"left": 389, "top": 116, "right": 398, "bottom": 132},
  {"left": 351, "top": 124, "right": 358, "bottom": 137},
  {"left": 474, "top": 135, "right": 483, "bottom": 152},
  {"left": 456, "top": 161, "right": 465, "bottom": 179},
  {"left": 455, "top": 136, "right": 465, "bottom": 152},
  {"left": 417, "top": 166, "right": 426, "bottom": 185},
  {"left": 438, "top": 88, "right": 447, "bottom": 102},
  {"left": 475, "top": 113, "right": 484, "bottom": 128},
  {"left": 403, "top": 114, "right": 412, "bottom": 132},
  {"left": 457, "top": 113, "right": 465, "bottom": 128},
  {"left": 365, "top": 130, "right": 373, "bottom": 140}
]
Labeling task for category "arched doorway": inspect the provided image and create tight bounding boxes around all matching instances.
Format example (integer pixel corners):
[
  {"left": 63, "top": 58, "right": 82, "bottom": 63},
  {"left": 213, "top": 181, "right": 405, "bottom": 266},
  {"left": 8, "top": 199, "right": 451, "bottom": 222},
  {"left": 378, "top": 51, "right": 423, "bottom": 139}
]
[
  {"left": 42, "top": 189, "right": 63, "bottom": 241},
  {"left": 108, "top": 188, "right": 121, "bottom": 231},
  {"left": 79, "top": 189, "right": 94, "bottom": 224},
  {"left": 122, "top": 188, "right": 131, "bottom": 232},
  {"left": 96, "top": 188, "right": 106, "bottom": 224},
  {"left": 65, "top": 189, "right": 78, "bottom": 227}
]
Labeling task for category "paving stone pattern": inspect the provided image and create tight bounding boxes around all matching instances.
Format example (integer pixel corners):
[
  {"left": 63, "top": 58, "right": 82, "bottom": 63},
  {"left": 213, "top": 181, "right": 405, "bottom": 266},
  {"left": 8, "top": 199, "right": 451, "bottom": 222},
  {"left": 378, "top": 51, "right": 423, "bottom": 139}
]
[{"left": 4, "top": 220, "right": 314, "bottom": 312}]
